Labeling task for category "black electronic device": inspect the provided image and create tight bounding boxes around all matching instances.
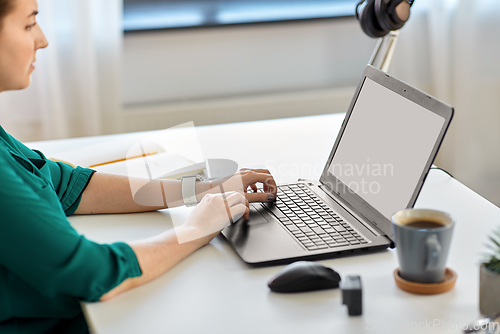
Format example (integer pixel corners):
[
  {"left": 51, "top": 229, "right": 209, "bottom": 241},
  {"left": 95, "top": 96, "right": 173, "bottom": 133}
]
[
  {"left": 356, "top": 0, "right": 414, "bottom": 38},
  {"left": 341, "top": 276, "right": 363, "bottom": 316},
  {"left": 267, "top": 261, "right": 341, "bottom": 293}
]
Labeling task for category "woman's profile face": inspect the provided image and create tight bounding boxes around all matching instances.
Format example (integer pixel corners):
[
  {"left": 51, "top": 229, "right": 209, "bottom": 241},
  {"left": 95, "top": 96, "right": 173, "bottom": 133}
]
[{"left": 0, "top": 0, "right": 48, "bottom": 92}]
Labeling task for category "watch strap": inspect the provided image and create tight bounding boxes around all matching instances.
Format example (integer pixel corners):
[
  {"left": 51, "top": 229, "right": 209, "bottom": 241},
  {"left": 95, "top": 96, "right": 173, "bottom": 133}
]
[{"left": 181, "top": 175, "right": 202, "bottom": 207}]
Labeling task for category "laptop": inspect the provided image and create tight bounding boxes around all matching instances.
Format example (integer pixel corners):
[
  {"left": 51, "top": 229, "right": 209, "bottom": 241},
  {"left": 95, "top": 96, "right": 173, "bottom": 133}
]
[{"left": 222, "top": 65, "right": 454, "bottom": 265}]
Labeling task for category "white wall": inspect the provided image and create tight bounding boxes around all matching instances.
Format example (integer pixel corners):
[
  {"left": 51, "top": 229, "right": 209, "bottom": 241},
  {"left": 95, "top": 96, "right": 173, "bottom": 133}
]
[{"left": 121, "top": 18, "right": 379, "bottom": 131}]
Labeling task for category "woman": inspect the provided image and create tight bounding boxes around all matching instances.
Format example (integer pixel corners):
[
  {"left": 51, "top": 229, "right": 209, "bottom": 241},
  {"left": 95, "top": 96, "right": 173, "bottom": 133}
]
[{"left": 0, "top": 0, "right": 277, "bottom": 333}]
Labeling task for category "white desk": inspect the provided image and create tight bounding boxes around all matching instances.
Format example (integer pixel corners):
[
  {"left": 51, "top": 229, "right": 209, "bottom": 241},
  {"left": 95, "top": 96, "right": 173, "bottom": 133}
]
[{"left": 29, "top": 114, "right": 500, "bottom": 334}]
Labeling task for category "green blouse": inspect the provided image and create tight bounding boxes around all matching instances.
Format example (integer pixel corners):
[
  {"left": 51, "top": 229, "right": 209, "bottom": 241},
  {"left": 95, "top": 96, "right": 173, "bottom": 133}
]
[{"left": 0, "top": 126, "right": 142, "bottom": 334}]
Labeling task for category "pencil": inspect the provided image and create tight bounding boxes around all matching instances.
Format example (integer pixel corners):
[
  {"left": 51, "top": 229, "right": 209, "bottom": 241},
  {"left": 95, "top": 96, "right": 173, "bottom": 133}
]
[{"left": 89, "top": 151, "right": 158, "bottom": 168}]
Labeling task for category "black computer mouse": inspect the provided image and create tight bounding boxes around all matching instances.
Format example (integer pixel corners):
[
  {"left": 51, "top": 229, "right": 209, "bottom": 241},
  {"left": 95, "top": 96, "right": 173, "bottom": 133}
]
[{"left": 268, "top": 261, "right": 341, "bottom": 293}]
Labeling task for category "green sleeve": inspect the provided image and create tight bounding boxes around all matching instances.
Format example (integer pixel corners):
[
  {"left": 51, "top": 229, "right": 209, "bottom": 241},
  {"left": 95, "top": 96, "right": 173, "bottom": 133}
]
[
  {"left": 1, "top": 131, "right": 94, "bottom": 216},
  {"left": 40, "top": 158, "right": 95, "bottom": 216},
  {"left": 0, "top": 147, "right": 142, "bottom": 302}
]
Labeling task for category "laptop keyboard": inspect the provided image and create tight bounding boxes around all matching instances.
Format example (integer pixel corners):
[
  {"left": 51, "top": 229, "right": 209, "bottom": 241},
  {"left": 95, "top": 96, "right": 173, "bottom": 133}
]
[{"left": 268, "top": 184, "right": 368, "bottom": 251}]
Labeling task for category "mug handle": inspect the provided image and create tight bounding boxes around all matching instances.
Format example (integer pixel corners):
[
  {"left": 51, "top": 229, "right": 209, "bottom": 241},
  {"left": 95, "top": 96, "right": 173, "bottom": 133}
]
[{"left": 425, "top": 234, "right": 442, "bottom": 271}]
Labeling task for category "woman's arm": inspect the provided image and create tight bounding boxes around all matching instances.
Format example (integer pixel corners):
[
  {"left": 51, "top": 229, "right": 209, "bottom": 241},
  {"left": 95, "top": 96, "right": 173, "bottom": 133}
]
[
  {"left": 75, "top": 169, "right": 277, "bottom": 215},
  {"left": 75, "top": 173, "right": 174, "bottom": 214},
  {"left": 100, "top": 192, "right": 249, "bottom": 301},
  {"left": 99, "top": 229, "right": 203, "bottom": 301}
]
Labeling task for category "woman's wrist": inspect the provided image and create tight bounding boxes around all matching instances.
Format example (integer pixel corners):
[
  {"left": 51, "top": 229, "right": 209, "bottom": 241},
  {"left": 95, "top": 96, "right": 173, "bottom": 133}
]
[{"left": 173, "top": 225, "right": 215, "bottom": 248}]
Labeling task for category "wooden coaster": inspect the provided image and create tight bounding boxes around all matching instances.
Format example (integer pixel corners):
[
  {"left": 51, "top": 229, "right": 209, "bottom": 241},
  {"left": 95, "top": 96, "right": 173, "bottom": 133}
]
[{"left": 394, "top": 268, "right": 457, "bottom": 295}]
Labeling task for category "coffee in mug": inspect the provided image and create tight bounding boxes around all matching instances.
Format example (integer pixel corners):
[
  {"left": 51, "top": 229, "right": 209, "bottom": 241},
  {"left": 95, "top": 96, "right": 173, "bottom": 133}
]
[{"left": 405, "top": 220, "right": 445, "bottom": 229}]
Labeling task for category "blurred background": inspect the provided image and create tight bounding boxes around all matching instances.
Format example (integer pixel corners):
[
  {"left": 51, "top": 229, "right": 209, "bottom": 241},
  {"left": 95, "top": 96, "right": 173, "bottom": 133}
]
[{"left": 0, "top": 0, "right": 499, "bottom": 206}]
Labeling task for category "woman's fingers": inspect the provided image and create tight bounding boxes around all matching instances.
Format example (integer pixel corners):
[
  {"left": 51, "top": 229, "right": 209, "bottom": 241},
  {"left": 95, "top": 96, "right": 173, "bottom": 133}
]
[
  {"left": 246, "top": 191, "right": 276, "bottom": 203},
  {"left": 224, "top": 191, "right": 250, "bottom": 220},
  {"left": 215, "top": 169, "right": 278, "bottom": 205},
  {"left": 229, "top": 203, "right": 250, "bottom": 221},
  {"left": 224, "top": 191, "right": 249, "bottom": 209},
  {"left": 247, "top": 172, "right": 277, "bottom": 196}
]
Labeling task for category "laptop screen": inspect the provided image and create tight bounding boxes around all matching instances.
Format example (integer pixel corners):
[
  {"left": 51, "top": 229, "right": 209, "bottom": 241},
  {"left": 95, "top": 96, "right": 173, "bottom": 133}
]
[{"left": 327, "top": 77, "right": 445, "bottom": 219}]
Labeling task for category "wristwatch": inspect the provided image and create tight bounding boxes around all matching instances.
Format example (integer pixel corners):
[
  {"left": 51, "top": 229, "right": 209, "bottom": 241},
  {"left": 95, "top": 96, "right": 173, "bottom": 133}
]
[{"left": 181, "top": 175, "right": 203, "bottom": 207}]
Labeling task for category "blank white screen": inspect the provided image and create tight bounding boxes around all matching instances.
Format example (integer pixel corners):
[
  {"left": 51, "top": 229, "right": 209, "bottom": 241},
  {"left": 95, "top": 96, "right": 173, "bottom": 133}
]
[{"left": 328, "top": 78, "right": 445, "bottom": 219}]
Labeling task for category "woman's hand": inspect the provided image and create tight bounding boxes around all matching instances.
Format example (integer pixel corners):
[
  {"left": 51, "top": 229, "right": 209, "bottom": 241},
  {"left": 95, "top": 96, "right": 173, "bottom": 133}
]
[
  {"left": 206, "top": 169, "right": 277, "bottom": 203},
  {"left": 176, "top": 191, "right": 250, "bottom": 245}
]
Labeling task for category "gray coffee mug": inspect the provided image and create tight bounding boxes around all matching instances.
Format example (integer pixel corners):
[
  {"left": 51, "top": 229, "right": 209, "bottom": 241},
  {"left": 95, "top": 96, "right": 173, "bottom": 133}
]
[{"left": 392, "top": 209, "right": 455, "bottom": 283}]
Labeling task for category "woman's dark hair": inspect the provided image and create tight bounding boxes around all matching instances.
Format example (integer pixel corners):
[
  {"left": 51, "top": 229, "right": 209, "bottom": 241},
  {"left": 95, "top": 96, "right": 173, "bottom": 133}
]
[{"left": 0, "top": 0, "right": 14, "bottom": 29}]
